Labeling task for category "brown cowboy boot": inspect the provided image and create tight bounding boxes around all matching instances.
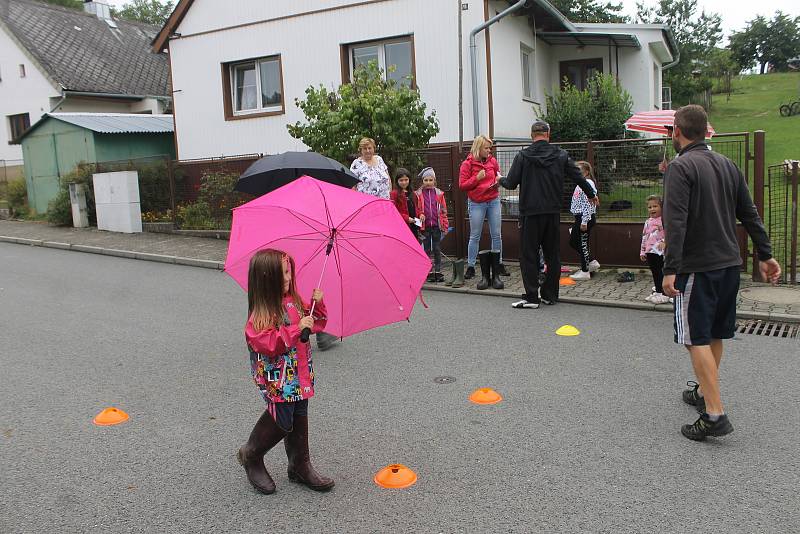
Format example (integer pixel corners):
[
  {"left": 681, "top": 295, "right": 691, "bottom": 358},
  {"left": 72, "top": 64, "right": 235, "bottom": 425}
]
[
  {"left": 284, "top": 415, "right": 335, "bottom": 491},
  {"left": 237, "top": 409, "right": 287, "bottom": 494}
]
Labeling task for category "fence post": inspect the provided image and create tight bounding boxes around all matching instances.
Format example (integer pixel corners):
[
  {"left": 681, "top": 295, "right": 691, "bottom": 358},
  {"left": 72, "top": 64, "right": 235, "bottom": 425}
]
[
  {"left": 586, "top": 140, "right": 595, "bottom": 172},
  {"left": 791, "top": 161, "right": 798, "bottom": 284},
  {"left": 752, "top": 130, "right": 765, "bottom": 280},
  {"left": 167, "top": 157, "right": 178, "bottom": 229},
  {"left": 449, "top": 142, "right": 466, "bottom": 259}
]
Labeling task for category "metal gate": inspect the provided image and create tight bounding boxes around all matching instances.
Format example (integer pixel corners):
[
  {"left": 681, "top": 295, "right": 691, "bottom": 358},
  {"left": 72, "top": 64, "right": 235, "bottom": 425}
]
[{"left": 766, "top": 161, "right": 799, "bottom": 283}]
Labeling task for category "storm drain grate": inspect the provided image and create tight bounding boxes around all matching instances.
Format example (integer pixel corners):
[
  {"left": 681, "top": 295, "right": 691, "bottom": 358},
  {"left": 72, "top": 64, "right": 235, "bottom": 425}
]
[{"left": 735, "top": 320, "right": 800, "bottom": 339}]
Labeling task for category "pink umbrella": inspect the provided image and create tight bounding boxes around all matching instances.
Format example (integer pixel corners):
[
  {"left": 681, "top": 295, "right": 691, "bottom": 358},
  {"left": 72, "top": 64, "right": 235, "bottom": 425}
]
[
  {"left": 224, "top": 175, "right": 431, "bottom": 338},
  {"left": 625, "top": 110, "right": 715, "bottom": 138}
]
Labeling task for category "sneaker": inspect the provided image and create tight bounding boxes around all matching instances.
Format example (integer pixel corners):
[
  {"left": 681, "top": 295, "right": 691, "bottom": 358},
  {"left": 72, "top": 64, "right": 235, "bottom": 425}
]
[
  {"left": 511, "top": 299, "right": 539, "bottom": 309},
  {"left": 434, "top": 272, "right": 445, "bottom": 282},
  {"left": 426, "top": 272, "right": 436, "bottom": 283},
  {"left": 570, "top": 270, "right": 591, "bottom": 280},
  {"left": 588, "top": 260, "right": 601, "bottom": 272},
  {"left": 652, "top": 286, "right": 657, "bottom": 293},
  {"left": 681, "top": 413, "right": 733, "bottom": 441},
  {"left": 464, "top": 266, "right": 475, "bottom": 280},
  {"left": 682, "top": 381, "right": 706, "bottom": 413},
  {"left": 540, "top": 298, "right": 556, "bottom": 305},
  {"left": 650, "top": 293, "right": 671, "bottom": 304}
]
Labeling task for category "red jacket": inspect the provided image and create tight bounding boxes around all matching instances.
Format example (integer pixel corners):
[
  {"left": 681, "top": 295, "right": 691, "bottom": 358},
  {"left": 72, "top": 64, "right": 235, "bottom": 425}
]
[
  {"left": 390, "top": 188, "right": 422, "bottom": 222},
  {"left": 459, "top": 154, "right": 501, "bottom": 203},
  {"left": 414, "top": 187, "right": 449, "bottom": 231}
]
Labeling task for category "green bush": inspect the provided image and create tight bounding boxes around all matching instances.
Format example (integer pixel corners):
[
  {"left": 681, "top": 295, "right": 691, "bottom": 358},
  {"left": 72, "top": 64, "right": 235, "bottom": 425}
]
[
  {"left": 47, "top": 162, "right": 98, "bottom": 226},
  {"left": 7, "top": 178, "right": 28, "bottom": 216},
  {"left": 46, "top": 189, "right": 72, "bottom": 225},
  {"left": 177, "top": 201, "right": 216, "bottom": 229}
]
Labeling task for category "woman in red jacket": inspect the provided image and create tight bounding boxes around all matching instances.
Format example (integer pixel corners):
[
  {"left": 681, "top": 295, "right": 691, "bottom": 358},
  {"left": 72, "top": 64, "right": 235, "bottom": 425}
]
[
  {"left": 390, "top": 168, "right": 422, "bottom": 241},
  {"left": 459, "top": 135, "right": 506, "bottom": 289}
]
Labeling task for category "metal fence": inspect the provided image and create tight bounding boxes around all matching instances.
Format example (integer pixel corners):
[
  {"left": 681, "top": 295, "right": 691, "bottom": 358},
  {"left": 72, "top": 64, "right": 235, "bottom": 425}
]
[{"left": 766, "top": 161, "right": 799, "bottom": 284}]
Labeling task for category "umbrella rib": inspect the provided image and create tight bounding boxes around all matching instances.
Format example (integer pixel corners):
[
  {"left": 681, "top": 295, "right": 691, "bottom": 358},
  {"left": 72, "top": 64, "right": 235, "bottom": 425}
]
[
  {"left": 337, "top": 229, "right": 432, "bottom": 258},
  {"left": 225, "top": 231, "right": 327, "bottom": 272},
  {"left": 234, "top": 204, "right": 330, "bottom": 233},
  {"left": 334, "top": 237, "right": 405, "bottom": 309}
]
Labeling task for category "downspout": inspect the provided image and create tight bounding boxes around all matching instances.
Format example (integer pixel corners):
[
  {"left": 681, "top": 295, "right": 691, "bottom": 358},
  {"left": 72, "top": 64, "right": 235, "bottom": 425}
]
[{"left": 470, "top": 0, "right": 528, "bottom": 138}]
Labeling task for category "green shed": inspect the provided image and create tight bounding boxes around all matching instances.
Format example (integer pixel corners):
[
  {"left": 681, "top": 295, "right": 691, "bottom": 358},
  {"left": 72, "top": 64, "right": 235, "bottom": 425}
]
[{"left": 20, "top": 113, "right": 175, "bottom": 214}]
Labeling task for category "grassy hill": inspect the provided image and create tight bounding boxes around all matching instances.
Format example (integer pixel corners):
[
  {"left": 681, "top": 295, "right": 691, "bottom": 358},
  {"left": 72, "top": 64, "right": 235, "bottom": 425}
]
[{"left": 708, "top": 72, "right": 800, "bottom": 165}]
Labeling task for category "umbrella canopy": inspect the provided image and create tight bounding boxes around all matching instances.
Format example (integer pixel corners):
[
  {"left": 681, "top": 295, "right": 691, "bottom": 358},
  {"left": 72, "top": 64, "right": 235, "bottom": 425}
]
[
  {"left": 225, "top": 176, "right": 431, "bottom": 338},
  {"left": 625, "top": 110, "right": 716, "bottom": 138},
  {"left": 234, "top": 151, "right": 360, "bottom": 196}
]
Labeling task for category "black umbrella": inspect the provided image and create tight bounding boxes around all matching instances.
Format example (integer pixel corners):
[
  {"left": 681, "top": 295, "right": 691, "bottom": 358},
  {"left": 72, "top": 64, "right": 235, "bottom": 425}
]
[{"left": 233, "top": 151, "right": 360, "bottom": 196}]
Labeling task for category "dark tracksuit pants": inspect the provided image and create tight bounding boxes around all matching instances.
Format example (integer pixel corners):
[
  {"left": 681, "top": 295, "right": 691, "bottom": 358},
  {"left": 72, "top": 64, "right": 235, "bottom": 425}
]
[
  {"left": 646, "top": 253, "right": 665, "bottom": 294},
  {"left": 568, "top": 214, "right": 596, "bottom": 271},
  {"left": 520, "top": 213, "right": 560, "bottom": 303}
]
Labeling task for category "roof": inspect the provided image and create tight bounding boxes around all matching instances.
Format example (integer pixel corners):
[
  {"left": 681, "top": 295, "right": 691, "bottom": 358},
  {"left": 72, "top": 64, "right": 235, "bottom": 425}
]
[
  {"left": 19, "top": 112, "right": 174, "bottom": 140},
  {"left": 537, "top": 32, "right": 641, "bottom": 49},
  {"left": 0, "top": 0, "right": 170, "bottom": 97}
]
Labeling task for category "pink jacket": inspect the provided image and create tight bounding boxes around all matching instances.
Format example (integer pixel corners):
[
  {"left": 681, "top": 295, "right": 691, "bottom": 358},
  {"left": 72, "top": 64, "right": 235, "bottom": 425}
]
[
  {"left": 641, "top": 216, "right": 665, "bottom": 256},
  {"left": 414, "top": 187, "right": 449, "bottom": 231},
  {"left": 245, "top": 295, "right": 327, "bottom": 403}
]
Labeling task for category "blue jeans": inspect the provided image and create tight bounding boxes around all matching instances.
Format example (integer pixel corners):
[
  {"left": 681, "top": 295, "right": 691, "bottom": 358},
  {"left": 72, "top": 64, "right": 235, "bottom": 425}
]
[{"left": 467, "top": 197, "right": 502, "bottom": 266}]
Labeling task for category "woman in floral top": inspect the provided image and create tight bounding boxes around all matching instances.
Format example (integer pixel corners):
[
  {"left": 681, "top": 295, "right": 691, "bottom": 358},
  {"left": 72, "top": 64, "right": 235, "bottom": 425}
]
[{"left": 350, "top": 137, "right": 390, "bottom": 199}]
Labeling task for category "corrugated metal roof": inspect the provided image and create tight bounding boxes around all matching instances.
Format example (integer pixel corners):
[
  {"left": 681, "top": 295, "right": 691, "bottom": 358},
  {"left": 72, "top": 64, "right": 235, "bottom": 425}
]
[
  {"left": 48, "top": 113, "right": 174, "bottom": 134},
  {"left": 537, "top": 32, "right": 641, "bottom": 49}
]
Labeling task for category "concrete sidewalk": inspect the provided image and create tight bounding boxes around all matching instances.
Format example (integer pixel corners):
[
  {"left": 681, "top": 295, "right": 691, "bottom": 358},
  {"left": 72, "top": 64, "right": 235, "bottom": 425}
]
[{"left": 2, "top": 219, "right": 798, "bottom": 322}]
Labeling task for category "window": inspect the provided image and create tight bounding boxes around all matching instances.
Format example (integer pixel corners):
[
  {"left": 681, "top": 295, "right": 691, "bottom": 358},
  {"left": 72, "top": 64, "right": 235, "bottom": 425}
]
[
  {"left": 559, "top": 58, "right": 603, "bottom": 91},
  {"left": 343, "top": 36, "right": 415, "bottom": 87},
  {"left": 520, "top": 44, "right": 535, "bottom": 101},
  {"left": 221, "top": 55, "right": 284, "bottom": 120},
  {"left": 8, "top": 113, "right": 30, "bottom": 144}
]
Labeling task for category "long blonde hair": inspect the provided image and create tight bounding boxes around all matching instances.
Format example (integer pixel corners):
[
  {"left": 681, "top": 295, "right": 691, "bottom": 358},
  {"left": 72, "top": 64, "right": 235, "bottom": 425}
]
[
  {"left": 247, "top": 249, "right": 304, "bottom": 332},
  {"left": 470, "top": 135, "right": 492, "bottom": 159}
]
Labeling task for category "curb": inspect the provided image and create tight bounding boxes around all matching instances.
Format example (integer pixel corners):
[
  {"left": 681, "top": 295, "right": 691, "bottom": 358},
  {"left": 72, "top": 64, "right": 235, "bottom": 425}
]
[{"left": 3, "top": 235, "right": 796, "bottom": 323}]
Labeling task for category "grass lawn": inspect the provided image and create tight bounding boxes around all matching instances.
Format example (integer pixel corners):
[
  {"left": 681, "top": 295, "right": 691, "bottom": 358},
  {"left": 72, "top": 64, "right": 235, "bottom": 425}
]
[{"left": 708, "top": 72, "right": 800, "bottom": 166}]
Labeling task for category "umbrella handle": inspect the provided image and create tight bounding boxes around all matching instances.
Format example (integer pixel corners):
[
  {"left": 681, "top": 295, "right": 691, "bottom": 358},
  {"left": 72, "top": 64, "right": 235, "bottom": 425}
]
[
  {"left": 300, "top": 327, "right": 312, "bottom": 343},
  {"left": 300, "top": 233, "right": 333, "bottom": 344}
]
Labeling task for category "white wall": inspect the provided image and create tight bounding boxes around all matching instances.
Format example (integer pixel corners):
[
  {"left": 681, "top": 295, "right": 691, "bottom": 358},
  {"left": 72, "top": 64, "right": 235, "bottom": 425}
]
[
  {"left": 169, "top": 0, "right": 482, "bottom": 159},
  {"left": 0, "top": 25, "right": 60, "bottom": 162},
  {"left": 51, "top": 96, "right": 166, "bottom": 114}
]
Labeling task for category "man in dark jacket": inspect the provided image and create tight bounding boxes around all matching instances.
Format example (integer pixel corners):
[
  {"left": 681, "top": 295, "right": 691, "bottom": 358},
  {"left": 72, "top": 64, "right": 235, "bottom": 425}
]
[
  {"left": 662, "top": 105, "right": 781, "bottom": 441},
  {"left": 501, "top": 121, "right": 598, "bottom": 309}
]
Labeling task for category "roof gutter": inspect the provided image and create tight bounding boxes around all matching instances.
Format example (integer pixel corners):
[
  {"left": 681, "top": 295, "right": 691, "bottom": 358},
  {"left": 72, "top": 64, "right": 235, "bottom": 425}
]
[
  {"left": 62, "top": 90, "right": 172, "bottom": 101},
  {"left": 470, "top": 0, "right": 528, "bottom": 137},
  {"left": 660, "top": 28, "right": 680, "bottom": 70}
]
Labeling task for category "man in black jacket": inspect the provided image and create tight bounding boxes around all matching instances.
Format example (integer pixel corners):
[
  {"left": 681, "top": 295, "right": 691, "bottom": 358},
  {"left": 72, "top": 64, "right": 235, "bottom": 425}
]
[
  {"left": 662, "top": 105, "right": 781, "bottom": 441},
  {"left": 501, "top": 121, "right": 598, "bottom": 309}
]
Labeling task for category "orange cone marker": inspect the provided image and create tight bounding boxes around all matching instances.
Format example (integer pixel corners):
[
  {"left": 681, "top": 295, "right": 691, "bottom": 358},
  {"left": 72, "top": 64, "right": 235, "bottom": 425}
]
[
  {"left": 374, "top": 464, "right": 417, "bottom": 489},
  {"left": 93, "top": 407, "right": 129, "bottom": 426},
  {"left": 469, "top": 387, "right": 503, "bottom": 404},
  {"left": 559, "top": 277, "right": 576, "bottom": 286}
]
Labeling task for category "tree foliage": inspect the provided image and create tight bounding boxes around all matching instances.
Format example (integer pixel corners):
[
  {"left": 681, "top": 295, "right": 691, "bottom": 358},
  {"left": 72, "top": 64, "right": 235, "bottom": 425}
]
[
  {"left": 729, "top": 12, "right": 800, "bottom": 73},
  {"left": 288, "top": 62, "right": 440, "bottom": 166},
  {"left": 115, "top": 0, "right": 174, "bottom": 26},
  {"left": 547, "top": 0, "right": 628, "bottom": 23},
  {"left": 540, "top": 74, "right": 634, "bottom": 142},
  {"left": 636, "top": 0, "right": 722, "bottom": 106}
]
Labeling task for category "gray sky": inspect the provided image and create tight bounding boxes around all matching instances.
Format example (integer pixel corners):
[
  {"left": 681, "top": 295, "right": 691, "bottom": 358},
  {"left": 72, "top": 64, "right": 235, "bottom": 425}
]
[{"left": 101, "top": 0, "right": 798, "bottom": 40}]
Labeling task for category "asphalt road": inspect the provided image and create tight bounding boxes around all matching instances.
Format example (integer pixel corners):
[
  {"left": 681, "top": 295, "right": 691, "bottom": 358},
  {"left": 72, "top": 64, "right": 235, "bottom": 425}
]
[{"left": 1, "top": 243, "right": 798, "bottom": 533}]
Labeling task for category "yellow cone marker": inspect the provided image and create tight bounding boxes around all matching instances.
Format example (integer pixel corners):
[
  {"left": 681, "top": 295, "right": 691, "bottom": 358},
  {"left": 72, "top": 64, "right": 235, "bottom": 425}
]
[
  {"left": 556, "top": 325, "right": 580, "bottom": 336},
  {"left": 93, "top": 407, "right": 129, "bottom": 426},
  {"left": 374, "top": 464, "right": 417, "bottom": 489},
  {"left": 469, "top": 387, "right": 503, "bottom": 404},
  {"left": 559, "top": 277, "right": 576, "bottom": 286}
]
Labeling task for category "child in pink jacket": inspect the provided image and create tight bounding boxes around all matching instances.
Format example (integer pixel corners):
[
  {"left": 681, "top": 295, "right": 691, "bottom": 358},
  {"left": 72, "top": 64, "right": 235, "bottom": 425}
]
[
  {"left": 640, "top": 195, "right": 669, "bottom": 304},
  {"left": 415, "top": 167, "right": 449, "bottom": 282}
]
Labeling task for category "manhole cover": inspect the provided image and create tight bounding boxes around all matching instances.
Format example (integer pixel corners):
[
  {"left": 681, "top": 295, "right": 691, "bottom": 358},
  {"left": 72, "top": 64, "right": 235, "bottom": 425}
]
[
  {"left": 433, "top": 376, "right": 456, "bottom": 384},
  {"left": 739, "top": 286, "right": 800, "bottom": 305}
]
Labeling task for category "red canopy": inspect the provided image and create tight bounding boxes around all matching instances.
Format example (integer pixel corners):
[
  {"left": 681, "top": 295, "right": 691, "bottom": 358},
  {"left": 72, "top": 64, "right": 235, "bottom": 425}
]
[{"left": 625, "top": 110, "right": 715, "bottom": 138}]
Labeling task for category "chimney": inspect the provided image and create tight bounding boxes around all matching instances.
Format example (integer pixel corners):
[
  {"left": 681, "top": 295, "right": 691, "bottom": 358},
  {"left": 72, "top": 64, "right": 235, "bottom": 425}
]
[{"left": 83, "top": 1, "right": 113, "bottom": 21}]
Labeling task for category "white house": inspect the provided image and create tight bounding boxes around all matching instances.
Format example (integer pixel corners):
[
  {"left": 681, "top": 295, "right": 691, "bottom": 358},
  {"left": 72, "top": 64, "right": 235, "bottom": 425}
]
[
  {"left": 0, "top": 0, "right": 171, "bottom": 176},
  {"left": 153, "top": 0, "right": 678, "bottom": 160}
]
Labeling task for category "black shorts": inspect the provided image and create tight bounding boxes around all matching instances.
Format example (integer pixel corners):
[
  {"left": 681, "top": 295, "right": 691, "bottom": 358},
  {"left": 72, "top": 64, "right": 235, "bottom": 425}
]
[
  {"left": 265, "top": 399, "right": 308, "bottom": 432},
  {"left": 673, "top": 266, "right": 740, "bottom": 346}
]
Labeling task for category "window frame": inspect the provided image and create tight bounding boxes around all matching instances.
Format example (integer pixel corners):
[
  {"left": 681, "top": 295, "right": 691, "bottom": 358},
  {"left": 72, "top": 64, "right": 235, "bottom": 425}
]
[
  {"left": 340, "top": 35, "right": 416, "bottom": 88},
  {"left": 221, "top": 54, "right": 285, "bottom": 121},
  {"left": 559, "top": 58, "right": 604, "bottom": 91},
  {"left": 7, "top": 112, "right": 31, "bottom": 144},
  {"left": 520, "top": 43, "right": 537, "bottom": 103}
]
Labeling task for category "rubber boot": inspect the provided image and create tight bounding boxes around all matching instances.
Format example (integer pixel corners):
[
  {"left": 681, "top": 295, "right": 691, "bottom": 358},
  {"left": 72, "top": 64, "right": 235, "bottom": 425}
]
[
  {"left": 445, "top": 261, "right": 457, "bottom": 286},
  {"left": 284, "top": 415, "right": 335, "bottom": 492},
  {"left": 316, "top": 332, "right": 337, "bottom": 351},
  {"left": 237, "top": 409, "right": 288, "bottom": 494},
  {"left": 451, "top": 259, "right": 465, "bottom": 288},
  {"left": 490, "top": 250, "right": 505, "bottom": 290},
  {"left": 477, "top": 250, "right": 491, "bottom": 290}
]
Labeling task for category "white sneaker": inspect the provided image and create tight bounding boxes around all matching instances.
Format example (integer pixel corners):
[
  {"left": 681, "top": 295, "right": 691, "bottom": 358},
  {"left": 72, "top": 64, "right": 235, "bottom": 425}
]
[
  {"left": 511, "top": 299, "right": 539, "bottom": 309},
  {"left": 652, "top": 286, "right": 657, "bottom": 293},
  {"left": 650, "top": 293, "right": 671, "bottom": 304},
  {"left": 645, "top": 293, "right": 655, "bottom": 303},
  {"left": 587, "top": 260, "right": 601, "bottom": 272},
  {"left": 570, "top": 270, "right": 591, "bottom": 280}
]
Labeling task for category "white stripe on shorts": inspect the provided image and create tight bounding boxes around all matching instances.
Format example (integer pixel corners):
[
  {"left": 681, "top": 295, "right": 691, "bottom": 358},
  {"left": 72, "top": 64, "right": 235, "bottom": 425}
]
[{"left": 674, "top": 274, "right": 694, "bottom": 345}]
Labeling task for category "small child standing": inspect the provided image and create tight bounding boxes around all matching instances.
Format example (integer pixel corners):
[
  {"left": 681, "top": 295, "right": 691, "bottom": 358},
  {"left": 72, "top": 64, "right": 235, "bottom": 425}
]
[
  {"left": 238, "top": 248, "right": 334, "bottom": 495},
  {"left": 640, "top": 195, "right": 670, "bottom": 304},
  {"left": 415, "top": 167, "right": 449, "bottom": 283},
  {"left": 390, "top": 167, "right": 422, "bottom": 241},
  {"left": 569, "top": 161, "right": 600, "bottom": 280}
]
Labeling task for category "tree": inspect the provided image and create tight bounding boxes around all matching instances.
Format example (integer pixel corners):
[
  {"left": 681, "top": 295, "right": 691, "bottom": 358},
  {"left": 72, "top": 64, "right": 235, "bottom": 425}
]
[
  {"left": 547, "top": 0, "right": 628, "bottom": 23},
  {"left": 636, "top": 0, "right": 722, "bottom": 106},
  {"left": 287, "top": 62, "right": 439, "bottom": 167},
  {"left": 540, "top": 74, "right": 633, "bottom": 142},
  {"left": 115, "top": 0, "right": 174, "bottom": 26},
  {"left": 763, "top": 12, "right": 800, "bottom": 72},
  {"left": 707, "top": 48, "right": 739, "bottom": 96}
]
